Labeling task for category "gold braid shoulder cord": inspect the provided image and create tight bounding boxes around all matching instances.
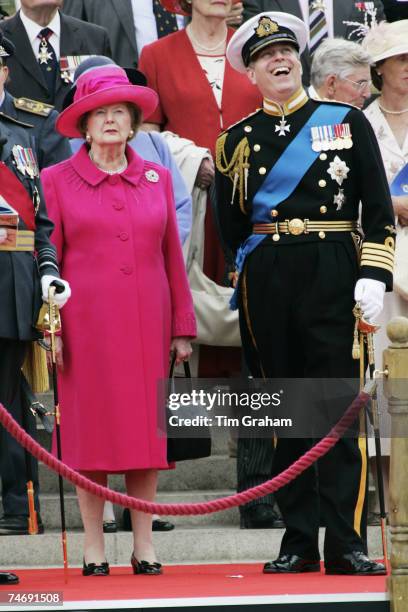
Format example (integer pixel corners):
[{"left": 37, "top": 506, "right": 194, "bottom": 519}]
[{"left": 216, "top": 133, "right": 250, "bottom": 214}]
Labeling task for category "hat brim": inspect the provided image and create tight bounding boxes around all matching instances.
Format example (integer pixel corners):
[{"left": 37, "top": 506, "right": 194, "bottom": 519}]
[
  {"left": 227, "top": 11, "right": 308, "bottom": 73},
  {"left": 56, "top": 85, "right": 158, "bottom": 138},
  {"left": 372, "top": 43, "right": 408, "bottom": 63}
]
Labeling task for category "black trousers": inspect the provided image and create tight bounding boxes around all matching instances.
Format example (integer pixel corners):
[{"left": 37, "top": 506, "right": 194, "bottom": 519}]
[
  {"left": 0, "top": 339, "right": 40, "bottom": 516},
  {"left": 239, "top": 238, "right": 368, "bottom": 561}
]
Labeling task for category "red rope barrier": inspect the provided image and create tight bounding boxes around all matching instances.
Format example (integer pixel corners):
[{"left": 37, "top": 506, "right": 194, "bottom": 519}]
[{"left": 0, "top": 389, "right": 370, "bottom": 515}]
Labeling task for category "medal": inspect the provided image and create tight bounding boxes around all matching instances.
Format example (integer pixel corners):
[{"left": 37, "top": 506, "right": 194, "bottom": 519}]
[
  {"left": 333, "top": 189, "right": 346, "bottom": 211},
  {"left": 327, "top": 155, "right": 350, "bottom": 186},
  {"left": 60, "top": 55, "right": 95, "bottom": 83},
  {"left": 275, "top": 116, "right": 290, "bottom": 137},
  {"left": 311, "top": 126, "right": 322, "bottom": 152},
  {"left": 37, "top": 39, "right": 53, "bottom": 65}
]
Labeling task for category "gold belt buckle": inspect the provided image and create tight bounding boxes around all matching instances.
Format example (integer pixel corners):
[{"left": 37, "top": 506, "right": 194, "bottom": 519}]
[{"left": 287, "top": 218, "right": 305, "bottom": 236}]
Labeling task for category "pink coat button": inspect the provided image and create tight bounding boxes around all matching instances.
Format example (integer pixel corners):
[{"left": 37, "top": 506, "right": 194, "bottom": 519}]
[
  {"left": 113, "top": 202, "right": 124, "bottom": 210},
  {"left": 119, "top": 232, "right": 129, "bottom": 241},
  {"left": 120, "top": 265, "right": 133, "bottom": 275}
]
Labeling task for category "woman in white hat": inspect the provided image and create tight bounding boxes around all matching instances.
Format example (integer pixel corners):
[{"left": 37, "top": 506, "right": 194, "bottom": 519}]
[{"left": 362, "top": 19, "right": 408, "bottom": 523}]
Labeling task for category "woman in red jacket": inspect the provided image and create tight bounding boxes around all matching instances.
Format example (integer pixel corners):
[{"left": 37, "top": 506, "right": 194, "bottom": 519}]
[{"left": 139, "top": 0, "right": 262, "bottom": 376}]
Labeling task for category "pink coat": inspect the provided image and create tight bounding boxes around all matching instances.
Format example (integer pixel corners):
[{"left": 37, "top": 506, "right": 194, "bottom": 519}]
[{"left": 41, "top": 145, "right": 196, "bottom": 471}]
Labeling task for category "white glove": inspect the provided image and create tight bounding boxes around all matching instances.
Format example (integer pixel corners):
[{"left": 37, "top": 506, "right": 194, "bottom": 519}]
[
  {"left": 354, "top": 278, "right": 385, "bottom": 322},
  {"left": 0, "top": 228, "right": 7, "bottom": 244},
  {"left": 41, "top": 275, "right": 71, "bottom": 309}
]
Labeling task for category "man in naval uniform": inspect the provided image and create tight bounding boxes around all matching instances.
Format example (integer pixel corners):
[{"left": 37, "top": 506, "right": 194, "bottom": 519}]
[
  {"left": 0, "top": 35, "right": 71, "bottom": 584},
  {"left": 215, "top": 11, "right": 395, "bottom": 575},
  {"left": 0, "top": 32, "right": 71, "bottom": 538}
]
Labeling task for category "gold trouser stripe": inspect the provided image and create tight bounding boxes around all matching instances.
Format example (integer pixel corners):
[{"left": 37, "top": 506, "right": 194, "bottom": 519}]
[
  {"left": 0, "top": 230, "right": 35, "bottom": 251},
  {"left": 241, "top": 267, "right": 266, "bottom": 379},
  {"left": 354, "top": 411, "right": 368, "bottom": 536}
]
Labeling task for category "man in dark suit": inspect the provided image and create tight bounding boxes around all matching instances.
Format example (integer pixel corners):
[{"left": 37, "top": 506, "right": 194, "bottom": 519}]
[
  {"left": 0, "top": 31, "right": 71, "bottom": 537},
  {"left": 0, "top": 0, "right": 111, "bottom": 111},
  {"left": 243, "top": 0, "right": 385, "bottom": 39}
]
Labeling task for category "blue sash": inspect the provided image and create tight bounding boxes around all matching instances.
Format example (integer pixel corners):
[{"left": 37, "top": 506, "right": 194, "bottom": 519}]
[
  {"left": 390, "top": 163, "right": 408, "bottom": 196},
  {"left": 231, "top": 103, "right": 350, "bottom": 310}
]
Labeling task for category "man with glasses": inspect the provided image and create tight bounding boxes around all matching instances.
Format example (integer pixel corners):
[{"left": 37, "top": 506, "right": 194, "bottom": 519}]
[{"left": 310, "top": 38, "right": 373, "bottom": 109}]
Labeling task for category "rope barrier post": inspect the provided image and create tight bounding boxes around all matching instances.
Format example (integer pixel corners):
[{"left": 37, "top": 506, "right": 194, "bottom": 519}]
[{"left": 383, "top": 317, "right": 408, "bottom": 612}]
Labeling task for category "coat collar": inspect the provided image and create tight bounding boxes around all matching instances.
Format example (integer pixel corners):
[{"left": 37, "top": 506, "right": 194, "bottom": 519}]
[{"left": 71, "top": 143, "right": 146, "bottom": 187}]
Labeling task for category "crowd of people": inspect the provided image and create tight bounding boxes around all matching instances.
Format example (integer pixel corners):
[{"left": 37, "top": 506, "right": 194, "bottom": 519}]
[{"left": 0, "top": 0, "right": 407, "bottom": 584}]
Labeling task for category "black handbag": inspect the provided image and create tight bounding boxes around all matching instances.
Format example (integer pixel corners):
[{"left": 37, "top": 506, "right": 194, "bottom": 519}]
[{"left": 166, "top": 356, "right": 212, "bottom": 462}]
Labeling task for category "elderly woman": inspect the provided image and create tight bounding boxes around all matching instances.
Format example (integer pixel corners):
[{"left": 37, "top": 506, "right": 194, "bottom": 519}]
[
  {"left": 139, "top": 0, "right": 262, "bottom": 379},
  {"left": 362, "top": 19, "right": 408, "bottom": 523},
  {"left": 41, "top": 65, "right": 196, "bottom": 576}
]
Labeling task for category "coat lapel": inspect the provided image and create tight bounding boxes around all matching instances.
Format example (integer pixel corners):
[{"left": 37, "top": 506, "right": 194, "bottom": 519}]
[
  {"left": 110, "top": 0, "right": 138, "bottom": 60},
  {"left": 3, "top": 12, "right": 48, "bottom": 93}
]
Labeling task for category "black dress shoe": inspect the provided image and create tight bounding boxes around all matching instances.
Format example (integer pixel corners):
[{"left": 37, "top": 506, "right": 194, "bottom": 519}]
[
  {"left": 103, "top": 520, "right": 117, "bottom": 533},
  {"left": 131, "top": 553, "right": 162, "bottom": 575},
  {"left": 0, "top": 514, "right": 44, "bottom": 535},
  {"left": 122, "top": 509, "right": 175, "bottom": 532},
  {"left": 240, "top": 505, "right": 284, "bottom": 529},
  {"left": 264, "top": 554, "right": 320, "bottom": 574},
  {"left": 325, "top": 551, "right": 386, "bottom": 575},
  {"left": 152, "top": 519, "right": 174, "bottom": 532},
  {"left": 0, "top": 572, "right": 19, "bottom": 585},
  {"left": 82, "top": 560, "right": 110, "bottom": 576}
]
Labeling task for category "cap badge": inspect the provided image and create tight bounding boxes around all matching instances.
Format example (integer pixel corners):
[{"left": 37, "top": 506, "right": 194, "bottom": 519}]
[
  {"left": 0, "top": 44, "right": 9, "bottom": 58},
  {"left": 145, "top": 169, "right": 159, "bottom": 183},
  {"left": 256, "top": 17, "right": 279, "bottom": 38}
]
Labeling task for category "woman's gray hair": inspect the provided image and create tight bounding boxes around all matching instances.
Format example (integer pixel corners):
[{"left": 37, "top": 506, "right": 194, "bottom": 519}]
[{"left": 310, "top": 38, "right": 372, "bottom": 88}]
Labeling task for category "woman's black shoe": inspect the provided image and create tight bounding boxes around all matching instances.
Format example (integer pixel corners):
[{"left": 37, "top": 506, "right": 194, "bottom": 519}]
[
  {"left": 131, "top": 553, "right": 162, "bottom": 575},
  {"left": 103, "top": 520, "right": 117, "bottom": 533},
  {"left": 0, "top": 572, "right": 19, "bottom": 585},
  {"left": 82, "top": 560, "right": 110, "bottom": 576}
]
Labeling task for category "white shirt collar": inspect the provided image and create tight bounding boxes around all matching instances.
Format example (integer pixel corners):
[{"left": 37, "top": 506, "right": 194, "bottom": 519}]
[
  {"left": 19, "top": 9, "right": 61, "bottom": 46},
  {"left": 0, "top": 91, "right": 5, "bottom": 108}
]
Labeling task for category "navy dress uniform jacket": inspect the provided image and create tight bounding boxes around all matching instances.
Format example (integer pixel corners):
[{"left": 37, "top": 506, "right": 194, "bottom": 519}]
[
  {"left": 0, "top": 114, "right": 59, "bottom": 341},
  {"left": 0, "top": 91, "right": 71, "bottom": 169},
  {"left": 216, "top": 97, "right": 395, "bottom": 292}
]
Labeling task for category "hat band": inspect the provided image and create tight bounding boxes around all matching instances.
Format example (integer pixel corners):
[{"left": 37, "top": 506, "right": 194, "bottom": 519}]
[
  {"left": 74, "top": 71, "right": 131, "bottom": 103},
  {"left": 242, "top": 34, "right": 299, "bottom": 66}
]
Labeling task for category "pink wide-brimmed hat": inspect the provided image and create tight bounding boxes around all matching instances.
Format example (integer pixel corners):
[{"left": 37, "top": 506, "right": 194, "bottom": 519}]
[
  {"left": 161, "top": 0, "right": 240, "bottom": 16},
  {"left": 56, "top": 65, "right": 158, "bottom": 138}
]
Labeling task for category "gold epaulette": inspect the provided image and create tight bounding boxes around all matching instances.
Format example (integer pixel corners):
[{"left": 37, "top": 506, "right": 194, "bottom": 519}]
[
  {"left": 14, "top": 97, "right": 54, "bottom": 117},
  {"left": 216, "top": 133, "right": 251, "bottom": 214},
  {"left": 0, "top": 111, "right": 33, "bottom": 129}
]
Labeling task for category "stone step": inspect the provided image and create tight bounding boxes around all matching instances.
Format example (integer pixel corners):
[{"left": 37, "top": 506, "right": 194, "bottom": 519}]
[
  {"left": 0, "top": 526, "right": 387, "bottom": 568},
  {"left": 38, "top": 455, "right": 237, "bottom": 493},
  {"left": 35, "top": 491, "right": 240, "bottom": 529}
]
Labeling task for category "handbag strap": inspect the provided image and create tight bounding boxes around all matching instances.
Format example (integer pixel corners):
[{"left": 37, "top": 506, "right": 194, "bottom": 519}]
[{"left": 169, "top": 354, "right": 191, "bottom": 379}]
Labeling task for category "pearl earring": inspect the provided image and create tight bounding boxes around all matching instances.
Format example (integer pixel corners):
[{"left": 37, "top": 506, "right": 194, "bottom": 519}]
[{"left": 86, "top": 133, "right": 92, "bottom": 143}]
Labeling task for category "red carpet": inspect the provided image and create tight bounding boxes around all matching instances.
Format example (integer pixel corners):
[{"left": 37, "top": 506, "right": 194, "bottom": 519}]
[{"left": 0, "top": 563, "right": 389, "bottom": 610}]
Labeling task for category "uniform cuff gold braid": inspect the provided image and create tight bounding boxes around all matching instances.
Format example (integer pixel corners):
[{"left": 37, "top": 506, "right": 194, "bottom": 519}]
[{"left": 360, "top": 240, "right": 395, "bottom": 275}]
